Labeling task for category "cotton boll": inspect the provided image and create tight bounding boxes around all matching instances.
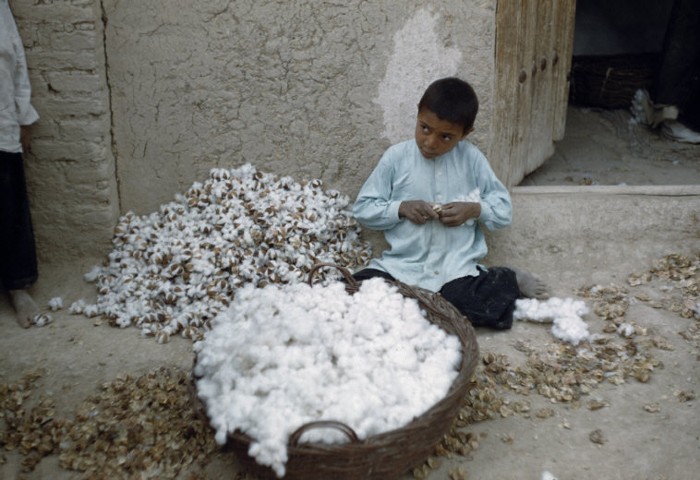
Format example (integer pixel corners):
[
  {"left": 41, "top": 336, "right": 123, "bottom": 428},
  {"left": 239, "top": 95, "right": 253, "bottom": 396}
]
[
  {"left": 617, "top": 322, "right": 636, "bottom": 338},
  {"left": 31, "top": 313, "right": 52, "bottom": 327},
  {"left": 83, "top": 304, "right": 100, "bottom": 318},
  {"left": 83, "top": 265, "right": 102, "bottom": 283},
  {"left": 213, "top": 424, "right": 229, "bottom": 445},
  {"left": 68, "top": 299, "right": 86, "bottom": 314},
  {"left": 47, "top": 296, "right": 63, "bottom": 311},
  {"left": 81, "top": 164, "right": 372, "bottom": 342}
]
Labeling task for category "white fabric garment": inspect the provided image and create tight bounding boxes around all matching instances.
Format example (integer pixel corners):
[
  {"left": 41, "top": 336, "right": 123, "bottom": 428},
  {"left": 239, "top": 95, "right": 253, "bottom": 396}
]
[{"left": 0, "top": 0, "right": 39, "bottom": 153}]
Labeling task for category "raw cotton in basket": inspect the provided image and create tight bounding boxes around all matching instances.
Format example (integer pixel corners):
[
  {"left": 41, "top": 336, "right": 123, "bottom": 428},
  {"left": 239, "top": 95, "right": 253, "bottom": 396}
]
[{"left": 193, "top": 277, "right": 462, "bottom": 478}]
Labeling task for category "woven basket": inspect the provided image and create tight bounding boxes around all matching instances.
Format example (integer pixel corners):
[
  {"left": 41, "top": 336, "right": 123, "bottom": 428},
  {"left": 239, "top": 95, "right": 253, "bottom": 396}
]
[
  {"left": 569, "top": 53, "right": 658, "bottom": 109},
  {"left": 191, "top": 262, "right": 479, "bottom": 479}
]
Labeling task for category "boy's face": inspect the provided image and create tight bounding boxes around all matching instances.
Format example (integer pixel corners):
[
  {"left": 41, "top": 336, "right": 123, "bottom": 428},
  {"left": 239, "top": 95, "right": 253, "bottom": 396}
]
[{"left": 415, "top": 108, "right": 472, "bottom": 159}]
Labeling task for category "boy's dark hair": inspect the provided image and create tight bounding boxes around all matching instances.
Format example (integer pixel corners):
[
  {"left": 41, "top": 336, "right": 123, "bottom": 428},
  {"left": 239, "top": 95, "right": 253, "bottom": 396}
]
[{"left": 417, "top": 77, "right": 479, "bottom": 133}]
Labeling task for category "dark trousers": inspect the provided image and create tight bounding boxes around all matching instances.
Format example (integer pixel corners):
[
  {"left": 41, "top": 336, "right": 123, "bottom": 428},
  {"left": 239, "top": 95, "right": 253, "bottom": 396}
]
[
  {"left": 353, "top": 266, "right": 520, "bottom": 330},
  {"left": 0, "top": 151, "right": 38, "bottom": 290}
]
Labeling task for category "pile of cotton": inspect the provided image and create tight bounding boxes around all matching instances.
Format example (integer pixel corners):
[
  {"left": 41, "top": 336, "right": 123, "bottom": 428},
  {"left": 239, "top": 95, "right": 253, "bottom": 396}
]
[
  {"left": 193, "top": 277, "right": 462, "bottom": 478},
  {"left": 71, "top": 164, "right": 372, "bottom": 342},
  {"left": 514, "top": 297, "right": 591, "bottom": 345}
]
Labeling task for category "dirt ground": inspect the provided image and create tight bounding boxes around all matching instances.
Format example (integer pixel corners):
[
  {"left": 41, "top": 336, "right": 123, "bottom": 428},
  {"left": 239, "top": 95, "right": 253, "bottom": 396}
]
[
  {"left": 1, "top": 107, "right": 699, "bottom": 480},
  {"left": 521, "top": 107, "right": 700, "bottom": 187}
]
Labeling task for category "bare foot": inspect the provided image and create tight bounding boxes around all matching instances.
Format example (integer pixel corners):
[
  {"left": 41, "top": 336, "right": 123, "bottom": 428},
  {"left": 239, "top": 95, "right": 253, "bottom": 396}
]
[
  {"left": 9, "top": 289, "right": 39, "bottom": 328},
  {"left": 511, "top": 267, "right": 550, "bottom": 299}
]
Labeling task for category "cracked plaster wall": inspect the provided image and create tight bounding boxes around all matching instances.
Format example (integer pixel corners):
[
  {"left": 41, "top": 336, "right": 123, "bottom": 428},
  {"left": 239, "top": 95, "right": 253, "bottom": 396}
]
[{"left": 15, "top": 0, "right": 497, "bottom": 263}]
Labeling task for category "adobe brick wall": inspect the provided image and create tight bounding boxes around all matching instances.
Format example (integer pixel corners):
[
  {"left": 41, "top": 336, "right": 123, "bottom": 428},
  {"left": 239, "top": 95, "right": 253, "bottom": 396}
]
[{"left": 11, "top": 0, "right": 118, "bottom": 264}]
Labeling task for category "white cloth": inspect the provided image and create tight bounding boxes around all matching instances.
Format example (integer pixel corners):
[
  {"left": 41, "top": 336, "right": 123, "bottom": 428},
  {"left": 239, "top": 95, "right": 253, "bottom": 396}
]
[{"left": 0, "top": 0, "right": 39, "bottom": 153}]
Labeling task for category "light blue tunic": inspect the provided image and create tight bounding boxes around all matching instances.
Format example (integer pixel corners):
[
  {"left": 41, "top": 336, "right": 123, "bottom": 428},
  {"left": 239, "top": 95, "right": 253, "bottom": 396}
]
[{"left": 352, "top": 139, "right": 513, "bottom": 292}]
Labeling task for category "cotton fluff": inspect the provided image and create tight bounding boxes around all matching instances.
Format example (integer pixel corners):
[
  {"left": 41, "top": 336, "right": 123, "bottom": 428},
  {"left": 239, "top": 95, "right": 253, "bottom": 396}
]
[
  {"left": 47, "top": 297, "right": 63, "bottom": 311},
  {"left": 617, "top": 322, "right": 636, "bottom": 338},
  {"left": 434, "top": 188, "right": 480, "bottom": 226},
  {"left": 514, "top": 297, "right": 591, "bottom": 345},
  {"left": 193, "top": 277, "right": 462, "bottom": 478},
  {"left": 460, "top": 187, "right": 481, "bottom": 226}
]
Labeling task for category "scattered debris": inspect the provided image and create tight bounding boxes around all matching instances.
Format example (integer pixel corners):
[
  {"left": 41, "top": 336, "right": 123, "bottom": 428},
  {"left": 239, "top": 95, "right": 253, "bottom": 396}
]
[
  {"left": 675, "top": 390, "right": 696, "bottom": 403},
  {"left": 448, "top": 466, "right": 469, "bottom": 480},
  {"left": 500, "top": 433, "right": 514, "bottom": 444},
  {"left": 2, "top": 252, "right": 696, "bottom": 478},
  {"left": 1, "top": 368, "right": 217, "bottom": 477},
  {"left": 589, "top": 429, "right": 607, "bottom": 445},
  {"left": 535, "top": 408, "right": 556, "bottom": 419},
  {"left": 587, "top": 399, "right": 609, "bottom": 411}
]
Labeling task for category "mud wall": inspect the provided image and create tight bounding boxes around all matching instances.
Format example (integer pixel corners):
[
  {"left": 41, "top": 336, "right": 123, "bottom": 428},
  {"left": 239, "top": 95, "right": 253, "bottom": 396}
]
[
  {"left": 103, "top": 0, "right": 497, "bottom": 214},
  {"left": 11, "top": 0, "right": 119, "bottom": 264},
  {"left": 14, "top": 0, "right": 497, "bottom": 264}
]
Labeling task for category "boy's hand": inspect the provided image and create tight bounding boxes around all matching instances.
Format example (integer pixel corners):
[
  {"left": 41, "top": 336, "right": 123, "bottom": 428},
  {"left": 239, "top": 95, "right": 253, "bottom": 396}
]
[
  {"left": 399, "top": 200, "right": 439, "bottom": 225},
  {"left": 438, "top": 202, "right": 480, "bottom": 227}
]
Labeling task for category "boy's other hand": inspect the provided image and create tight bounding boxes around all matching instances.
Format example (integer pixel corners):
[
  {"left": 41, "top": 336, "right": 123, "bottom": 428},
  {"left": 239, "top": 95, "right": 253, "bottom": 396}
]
[
  {"left": 439, "top": 202, "right": 481, "bottom": 227},
  {"left": 399, "top": 200, "right": 439, "bottom": 225}
]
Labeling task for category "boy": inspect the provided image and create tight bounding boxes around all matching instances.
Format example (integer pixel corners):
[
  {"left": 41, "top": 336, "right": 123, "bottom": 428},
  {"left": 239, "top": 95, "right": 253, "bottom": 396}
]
[{"left": 352, "top": 77, "right": 547, "bottom": 330}]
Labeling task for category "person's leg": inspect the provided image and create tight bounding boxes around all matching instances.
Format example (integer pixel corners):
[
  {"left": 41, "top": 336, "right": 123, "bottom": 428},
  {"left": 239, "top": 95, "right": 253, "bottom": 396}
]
[
  {"left": 0, "top": 151, "right": 39, "bottom": 328},
  {"left": 439, "top": 267, "right": 520, "bottom": 330},
  {"left": 8, "top": 289, "right": 38, "bottom": 328}
]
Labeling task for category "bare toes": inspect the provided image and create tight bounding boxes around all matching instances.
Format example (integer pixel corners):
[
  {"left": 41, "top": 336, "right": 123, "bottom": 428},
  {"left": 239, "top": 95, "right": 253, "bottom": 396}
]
[
  {"left": 16, "top": 315, "right": 31, "bottom": 329},
  {"left": 512, "top": 267, "right": 550, "bottom": 299}
]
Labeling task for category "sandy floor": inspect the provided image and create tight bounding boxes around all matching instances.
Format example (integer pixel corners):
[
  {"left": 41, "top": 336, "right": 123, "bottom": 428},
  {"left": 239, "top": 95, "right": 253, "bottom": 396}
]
[
  {"left": 522, "top": 107, "right": 700, "bottom": 187},
  {"left": 1, "top": 106, "right": 699, "bottom": 480}
]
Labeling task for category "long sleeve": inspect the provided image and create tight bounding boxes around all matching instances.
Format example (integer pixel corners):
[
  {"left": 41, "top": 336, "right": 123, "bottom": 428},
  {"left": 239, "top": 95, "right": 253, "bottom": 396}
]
[
  {"left": 13, "top": 27, "right": 39, "bottom": 127},
  {"left": 473, "top": 151, "right": 512, "bottom": 231},
  {"left": 352, "top": 150, "right": 403, "bottom": 231}
]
